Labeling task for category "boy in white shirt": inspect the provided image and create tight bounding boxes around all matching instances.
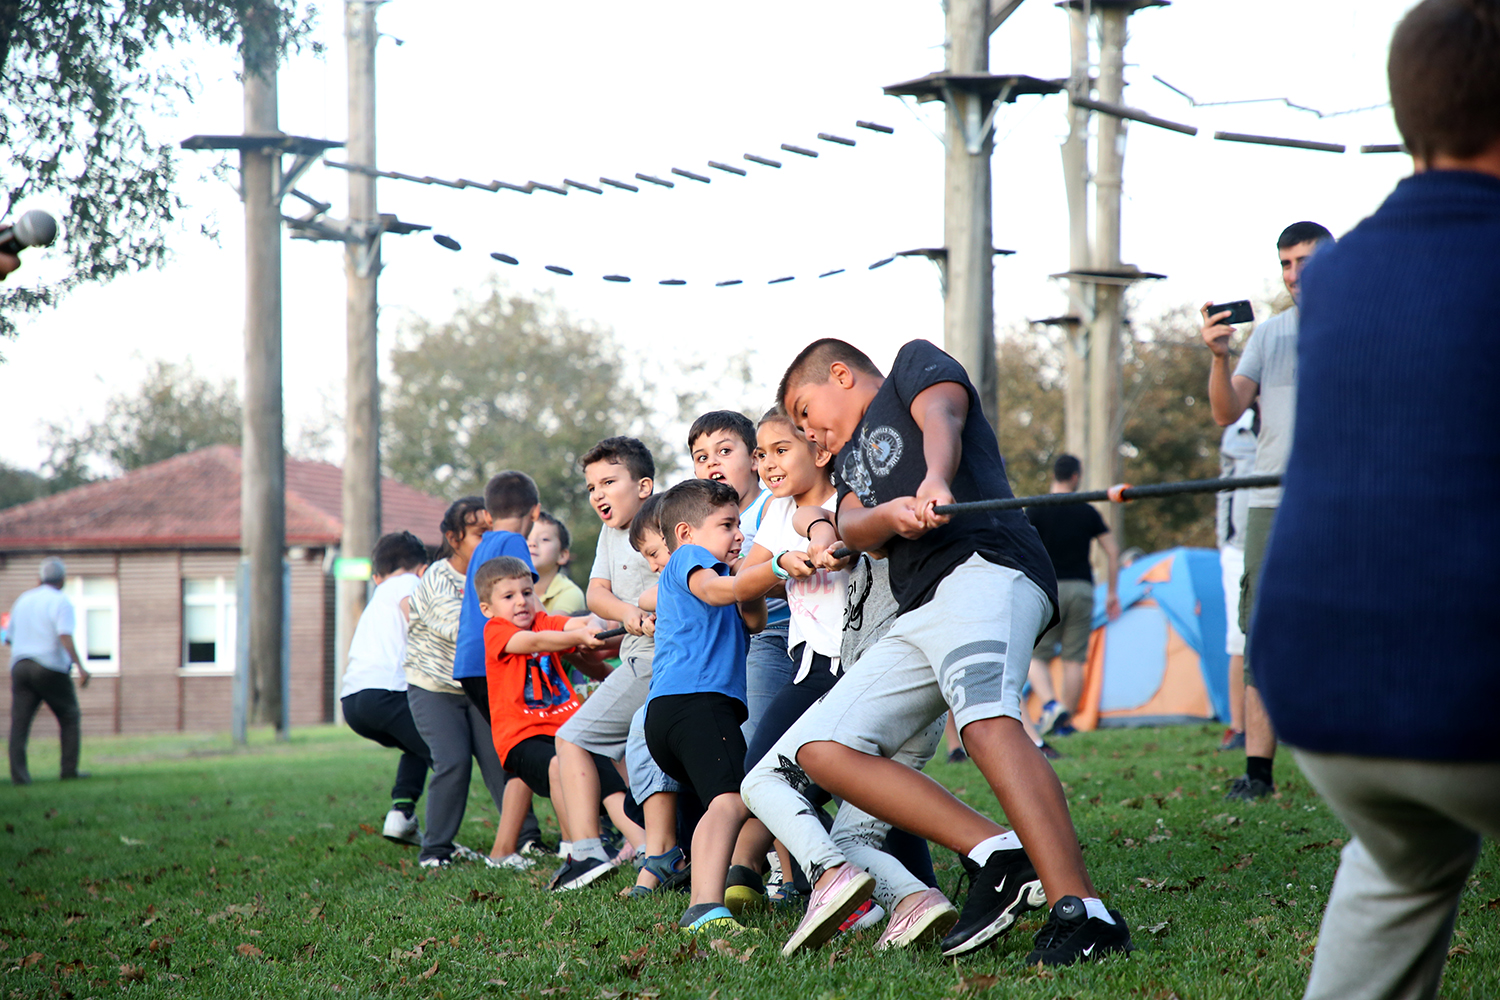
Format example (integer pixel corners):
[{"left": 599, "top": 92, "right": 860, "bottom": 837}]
[{"left": 339, "top": 531, "right": 433, "bottom": 847}]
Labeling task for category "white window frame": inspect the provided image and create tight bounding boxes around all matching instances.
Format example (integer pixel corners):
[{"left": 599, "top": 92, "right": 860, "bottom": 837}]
[
  {"left": 180, "top": 576, "right": 237, "bottom": 676},
  {"left": 62, "top": 576, "right": 120, "bottom": 676}
]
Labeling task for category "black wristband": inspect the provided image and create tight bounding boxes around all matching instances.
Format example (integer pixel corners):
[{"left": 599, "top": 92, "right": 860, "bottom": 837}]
[{"left": 805, "top": 517, "right": 836, "bottom": 539}]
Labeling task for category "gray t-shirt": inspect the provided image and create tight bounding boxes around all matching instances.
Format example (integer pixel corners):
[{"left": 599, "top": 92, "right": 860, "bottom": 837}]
[
  {"left": 1216, "top": 408, "right": 1258, "bottom": 547},
  {"left": 589, "top": 524, "right": 658, "bottom": 662},
  {"left": 1234, "top": 307, "right": 1298, "bottom": 507}
]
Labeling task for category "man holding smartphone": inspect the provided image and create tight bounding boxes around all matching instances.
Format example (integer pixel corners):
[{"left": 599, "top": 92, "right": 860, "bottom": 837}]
[{"left": 1200, "top": 219, "right": 1332, "bottom": 802}]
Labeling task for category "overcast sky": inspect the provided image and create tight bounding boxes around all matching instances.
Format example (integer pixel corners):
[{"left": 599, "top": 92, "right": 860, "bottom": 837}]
[{"left": 0, "top": 0, "right": 1415, "bottom": 474}]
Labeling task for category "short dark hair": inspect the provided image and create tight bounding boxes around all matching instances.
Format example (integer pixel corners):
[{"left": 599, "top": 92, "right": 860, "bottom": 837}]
[
  {"left": 688, "top": 410, "right": 756, "bottom": 455},
  {"left": 474, "top": 555, "right": 533, "bottom": 605},
  {"left": 535, "top": 510, "right": 570, "bottom": 553},
  {"left": 1389, "top": 0, "right": 1500, "bottom": 162},
  {"left": 777, "top": 339, "right": 883, "bottom": 411},
  {"left": 433, "top": 495, "right": 486, "bottom": 561},
  {"left": 579, "top": 436, "right": 656, "bottom": 483},
  {"left": 657, "top": 478, "right": 740, "bottom": 552},
  {"left": 372, "top": 531, "right": 428, "bottom": 577},
  {"left": 483, "top": 471, "right": 540, "bottom": 520},
  {"left": 1277, "top": 221, "right": 1334, "bottom": 250},
  {"left": 1052, "top": 454, "right": 1081, "bottom": 482},
  {"left": 627, "top": 492, "right": 666, "bottom": 552}
]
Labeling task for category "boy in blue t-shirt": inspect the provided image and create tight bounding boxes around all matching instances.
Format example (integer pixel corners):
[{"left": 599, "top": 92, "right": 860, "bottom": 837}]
[
  {"left": 454, "top": 471, "right": 540, "bottom": 713},
  {"left": 642, "top": 478, "right": 767, "bottom": 934}
]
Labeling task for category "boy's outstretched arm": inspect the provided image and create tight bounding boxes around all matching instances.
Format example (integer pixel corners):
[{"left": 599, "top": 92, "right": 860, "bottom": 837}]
[
  {"left": 505, "top": 625, "right": 606, "bottom": 655},
  {"left": 909, "top": 380, "right": 968, "bottom": 529}
]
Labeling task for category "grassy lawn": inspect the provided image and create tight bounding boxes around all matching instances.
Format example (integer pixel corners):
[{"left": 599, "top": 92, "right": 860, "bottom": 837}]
[{"left": 3, "top": 724, "right": 1497, "bottom": 999}]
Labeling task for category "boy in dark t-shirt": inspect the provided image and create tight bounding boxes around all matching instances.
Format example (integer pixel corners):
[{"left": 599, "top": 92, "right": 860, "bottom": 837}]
[{"left": 769, "top": 338, "right": 1133, "bottom": 966}]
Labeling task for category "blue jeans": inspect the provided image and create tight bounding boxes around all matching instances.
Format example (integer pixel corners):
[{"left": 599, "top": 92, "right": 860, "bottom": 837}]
[{"left": 743, "top": 620, "right": 794, "bottom": 746}]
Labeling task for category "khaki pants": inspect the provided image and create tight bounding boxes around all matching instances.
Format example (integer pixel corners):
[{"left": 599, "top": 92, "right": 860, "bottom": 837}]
[
  {"left": 1238, "top": 506, "right": 1276, "bottom": 687},
  {"left": 1294, "top": 749, "right": 1500, "bottom": 1000}
]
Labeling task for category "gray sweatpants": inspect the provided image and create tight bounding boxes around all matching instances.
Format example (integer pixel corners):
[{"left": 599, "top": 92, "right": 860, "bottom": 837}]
[
  {"left": 407, "top": 686, "right": 512, "bottom": 862},
  {"left": 1294, "top": 749, "right": 1500, "bottom": 1000},
  {"left": 743, "top": 557, "right": 1049, "bottom": 909}
]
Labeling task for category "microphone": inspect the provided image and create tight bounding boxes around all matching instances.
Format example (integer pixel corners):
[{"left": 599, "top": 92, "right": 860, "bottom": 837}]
[{"left": 0, "top": 211, "right": 58, "bottom": 256}]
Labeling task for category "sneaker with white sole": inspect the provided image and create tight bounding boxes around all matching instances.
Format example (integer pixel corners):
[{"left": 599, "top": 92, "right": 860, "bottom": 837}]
[
  {"left": 417, "top": 856, "right": 449, "bottom": 869},
  {"left": 836, "top": 898, "right": 886, "bottom": 935},
  {"left": 382, "top": 808, "right": 420, "bottom": 847},
  {"left": 551, "top": 854, "right": 618, "bottom": 892},
  {"left": 940, "top": 847, "right": 1047, "bottom": 957},
  {"left": 876, "top": 889, "right": 959, "bottom": 950},
  {"left": 489, "top": 852, "right": 532, "bottom": 870},
  {"left": 781, "top": 863, "right": 875, "bottom": 956},
  {"left": 1037, "top": 700, "right": 1066, "bottom": 736},
  {"left": 1024, "top": 895, "right": 1134, "bottom": 965}
]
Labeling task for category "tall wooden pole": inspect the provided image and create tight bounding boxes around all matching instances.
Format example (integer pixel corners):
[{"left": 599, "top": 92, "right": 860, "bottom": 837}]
[
  {"left": 1088, "top": 6, "right": 1128, "bottom": 542},
  {"left": 241, "top": 51, "right": 286, "bottom": 734},
  {"left": 944, "top": 0, "right": 998, "bottom": 425},
  {"left": 1060, "top": 7, "right": 1090, "bottom": 461},
  {"left": 336, "top": 0, "right": 381, "bottom": 710}
]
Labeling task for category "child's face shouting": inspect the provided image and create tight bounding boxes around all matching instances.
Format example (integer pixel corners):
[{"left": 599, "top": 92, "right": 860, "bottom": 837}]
[
  {"left": 584, "top": 459, "right": 651, "bottom": 529},
  {"left": 691, "top": 431, "right": 759, "bottom": 506}
]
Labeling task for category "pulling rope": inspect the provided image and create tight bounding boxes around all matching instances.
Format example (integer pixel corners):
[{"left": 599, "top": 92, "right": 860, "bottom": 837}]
[{"left": 827, "top": 474, "right": 1281, "bottom": 560}]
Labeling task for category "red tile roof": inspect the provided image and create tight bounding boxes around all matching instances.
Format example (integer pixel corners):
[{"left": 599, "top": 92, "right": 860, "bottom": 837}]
[{"left": 0, "top": 445, "right": 453, "bottom": 550}]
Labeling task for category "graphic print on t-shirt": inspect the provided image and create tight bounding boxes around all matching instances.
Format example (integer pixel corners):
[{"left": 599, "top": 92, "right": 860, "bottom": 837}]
[{"left": 524, "top": 653, "right": 573, "bottom": 710}]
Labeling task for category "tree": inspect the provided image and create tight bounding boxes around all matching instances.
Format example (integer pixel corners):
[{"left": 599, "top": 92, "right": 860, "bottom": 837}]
[
  {"left": 42, "top": 358, "right": 242, "bottom": 478},
  {"left": 992, "top": 304, "right": 1223, "bottom": 555},
  {"left": 383, "top": 284, "right": 673, "bottom": 578},
  {"left": 0, "top": 460, "right": 44, "bottom": 510},
  {"left": 0, "top": 0, "right": 317, "bottom": 345}
]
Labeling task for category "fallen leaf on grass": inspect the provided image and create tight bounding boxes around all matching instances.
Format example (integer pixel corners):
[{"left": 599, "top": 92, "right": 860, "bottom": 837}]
[
  {"left": 826, "top": 945, "right": 853, "bottom": 969},
  {"left": 359, "top": 823, "right": 378, "bottom": 836},
  {"left": 618, "top": 944, "right": 649, "bottom": 978},
  {"left": 20, "top": 951, "right": 44, "bottom": 968},
  {"left": 235, "top": 943, "right": 263, "bottom": 957},
  {"left": 953, "top": 972, "right": 1000, "bottom": 993},
  {"left": 140, "top": 904, "right": 158, "bottom": 927},
  {"left": 119, "top": 963, "right": 147, "bottom": 982},
  {"left": 1142, "top": 920, "right": 1170, "bottom": 936},
  {"left": 419, "top": 958, "right": 439, "bottom": 980}
]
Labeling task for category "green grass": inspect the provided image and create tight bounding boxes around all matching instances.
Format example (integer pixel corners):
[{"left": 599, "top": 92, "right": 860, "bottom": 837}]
[{"left": 3, "top": 724, "right": 1497, "bottom": 999}]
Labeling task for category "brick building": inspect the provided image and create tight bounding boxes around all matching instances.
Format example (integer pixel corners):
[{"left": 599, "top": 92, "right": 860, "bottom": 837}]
[{"left": 0, "top": 446, "right": 451, "bottom": 736}]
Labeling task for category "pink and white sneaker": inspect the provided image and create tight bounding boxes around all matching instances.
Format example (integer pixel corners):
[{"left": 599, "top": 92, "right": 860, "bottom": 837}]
[
  {"left": 876, "top": 888, "right": 960, "bottom": 950},
  {"left": 781, "top": 863, "right": 875, "bottom": 957}
]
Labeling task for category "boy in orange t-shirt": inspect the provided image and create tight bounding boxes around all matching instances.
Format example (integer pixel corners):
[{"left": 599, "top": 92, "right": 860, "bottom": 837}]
[{"left": 477, "top": 555, "right": 634, "bottom": 866}]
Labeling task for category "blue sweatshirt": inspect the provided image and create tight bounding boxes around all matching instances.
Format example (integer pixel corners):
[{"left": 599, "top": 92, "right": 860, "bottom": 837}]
[{"left": 1252, "top": 170, "right": 1500, "bottom": 761}]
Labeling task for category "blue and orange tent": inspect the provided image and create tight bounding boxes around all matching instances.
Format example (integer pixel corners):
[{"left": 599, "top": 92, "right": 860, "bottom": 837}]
[{"left": 1029, "top": 547, "right": 1231, "bottom": 730}]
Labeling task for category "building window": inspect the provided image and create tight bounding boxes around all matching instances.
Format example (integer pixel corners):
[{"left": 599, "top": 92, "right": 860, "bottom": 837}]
[
  {"left": 182, "top": 577, "right": 236, "bottom": 674},
  {"left": 63, "top": 577, "right": 119, "bottom": 674}
]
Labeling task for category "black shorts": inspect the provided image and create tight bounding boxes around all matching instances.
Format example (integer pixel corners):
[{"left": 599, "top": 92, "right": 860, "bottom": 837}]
[
  {"left": 504, "top": 734, "right": 627, "bottom": 800},
  {"left": 644, "top": 692, "right": 748, "bottom": 803}
]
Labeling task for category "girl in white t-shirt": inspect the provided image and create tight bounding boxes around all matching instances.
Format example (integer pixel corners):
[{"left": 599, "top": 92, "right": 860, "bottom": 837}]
[{"left": 722, "top": 408, "right": 856, "bottom": 914}]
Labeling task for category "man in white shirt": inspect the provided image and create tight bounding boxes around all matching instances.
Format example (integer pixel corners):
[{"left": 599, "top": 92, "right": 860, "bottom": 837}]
[{"left": 7, "top": 557, "right": 90, "bottom": 785}]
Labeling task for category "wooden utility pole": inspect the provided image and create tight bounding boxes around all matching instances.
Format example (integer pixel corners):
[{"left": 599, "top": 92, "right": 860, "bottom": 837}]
[
  {"left": 1060, "top": 6, "right": 1091, "bottom": 461},
  {"left": 944, "top": 0, "right": 997, "bottom": 424},
  {"left": 240, "top": 47, "right": 287, "bottom": 734},
  {"left": 884, "top": 2, "right": 1057, "bottom": 424},
  {"left": 1088, "top": 4, "right": 1128, "bottom": 540},
  {"left": 336, "top": 0, "right": 382, "bottom": 707}
]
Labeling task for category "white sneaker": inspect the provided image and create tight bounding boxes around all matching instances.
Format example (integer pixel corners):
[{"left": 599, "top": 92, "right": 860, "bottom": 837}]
[
  {"left": 382, "top": 808, "right": 420, "bottom": 846},
  {"left": 418, "top": 856, "right": 449, "bottom": 869},
  {"left": 490, "top": 852, "right": 533, "bottom": 870}
]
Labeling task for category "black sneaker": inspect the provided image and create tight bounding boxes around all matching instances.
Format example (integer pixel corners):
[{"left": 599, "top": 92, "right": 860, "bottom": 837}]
[
  {"left": 939, "top": 847, "right": 1047, "bottom": 956},
  {"left": 550, "top": 854, "right": 617, "bottom": 892},
  {"left": 1223, "top": 775, "right": 1274, "bottom": 801},
  {"left": 1024, "top": 896, "right": 1133, "bottom": 965}
]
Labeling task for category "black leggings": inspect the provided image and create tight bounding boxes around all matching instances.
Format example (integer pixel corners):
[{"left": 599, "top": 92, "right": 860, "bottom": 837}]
[{"left": 342, "top": 689, "right": 432, "bottom": 803}]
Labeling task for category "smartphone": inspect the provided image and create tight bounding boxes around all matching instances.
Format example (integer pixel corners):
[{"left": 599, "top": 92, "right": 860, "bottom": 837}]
[{"left": 1208, "top": 300, "right": 1255, "bottom": 325}]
